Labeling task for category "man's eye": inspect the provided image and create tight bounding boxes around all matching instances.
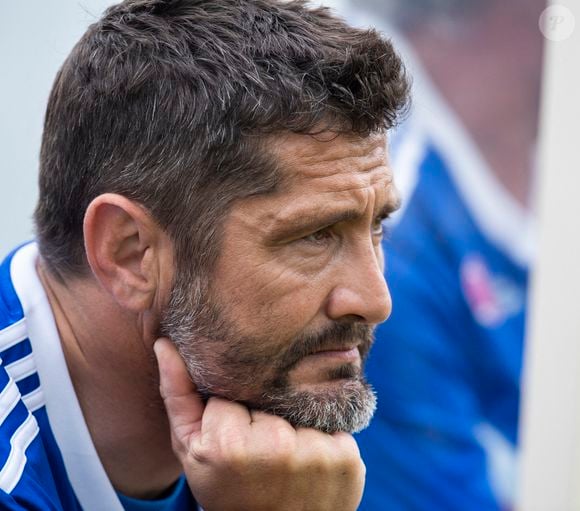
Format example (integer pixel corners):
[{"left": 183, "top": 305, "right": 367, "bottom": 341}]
[{"left": 302, "top": 229, "right": 332, "bottom": 244}]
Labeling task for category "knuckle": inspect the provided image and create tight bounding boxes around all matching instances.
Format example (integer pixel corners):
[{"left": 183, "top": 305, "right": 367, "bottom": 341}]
[
  {"left": 269, "top": 425, "right": 298, "bottom": 457},
  {"left": 333, "top": 431, "right": 359, "bottom": 451},
  {"left": 335, "top": 434, "right": 361, "bottom": 460},
  {"left": 328, "top": 435, "right": 363, "bottom": 477},
  {"left": 188, "top": 435, "right": 213, "bottom": 464},
  {"left": 297, "top": 432, "right": 333, "bottom": 471}
]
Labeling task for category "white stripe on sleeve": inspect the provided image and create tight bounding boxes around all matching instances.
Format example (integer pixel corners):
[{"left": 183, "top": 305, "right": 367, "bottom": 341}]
[
  {"left": 0, "top": 413, "right": 40, "bottom": 493},
  {"left": 0, "top": 320, "right": 27, "bottom": 352},
  {"left": 22, "top": 387, "right": 45, "bottom": 413},
  {"left": 5, "top": 354, "right": 36, "bottom": 382},
  {"left": 0, "top": 380, "right": 20, "bottom": 426}
]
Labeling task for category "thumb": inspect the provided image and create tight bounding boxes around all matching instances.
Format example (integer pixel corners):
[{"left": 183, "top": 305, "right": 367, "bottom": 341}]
[{"left": 154, "top": 337, "right": 205, "bottom": 452}]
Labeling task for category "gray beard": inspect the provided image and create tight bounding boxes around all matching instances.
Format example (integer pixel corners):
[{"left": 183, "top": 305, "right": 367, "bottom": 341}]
[
  {"left": 159, "top": 277, "right": 378, "bottom": 434},
  {"left": 259, "top": 379, "right": 377, "bottom": 434}
]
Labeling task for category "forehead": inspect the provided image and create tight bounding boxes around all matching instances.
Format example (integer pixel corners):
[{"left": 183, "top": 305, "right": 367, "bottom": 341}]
[
  {"left": 270, "top": 131, "right": 392, "bottom": 190},
  {"left": 226, "top": 131, "right": 399, "bottom": 237}
]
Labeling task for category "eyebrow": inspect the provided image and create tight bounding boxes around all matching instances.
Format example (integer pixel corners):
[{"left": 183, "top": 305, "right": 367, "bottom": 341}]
[{"left": 270, "top": 195, "right": 402, "bottom": 242}]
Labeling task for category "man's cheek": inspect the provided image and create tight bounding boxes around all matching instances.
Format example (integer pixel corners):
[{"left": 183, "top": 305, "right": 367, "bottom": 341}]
[{"left": 231, "top": 276, "right": 318, "bottom": 333}]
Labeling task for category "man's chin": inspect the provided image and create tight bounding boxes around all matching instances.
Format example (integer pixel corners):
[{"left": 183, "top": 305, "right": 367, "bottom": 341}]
[{"left": 255, "top": 378, "right": 377, "bottom": 434}]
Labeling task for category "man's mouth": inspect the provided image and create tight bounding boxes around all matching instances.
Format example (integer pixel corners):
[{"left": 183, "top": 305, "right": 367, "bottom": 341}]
[
  {"left": 286, "top": 344, "right": 362, "bottom": 386},
  {"left": 276, "top": 321, "right": 374, "bottom": 372},
  {"left": 307, "top": 346, "right": 360, "bottom": 362}
]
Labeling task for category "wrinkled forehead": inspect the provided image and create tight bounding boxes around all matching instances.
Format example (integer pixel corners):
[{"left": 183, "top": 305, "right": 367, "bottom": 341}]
[
  {"left": 269, "top": 131, "right": 392, "bottom": 187},
  {"left": 225, "top": 130, "right": 400, "bottom": 236},
  {"left": 260, "top": 132, "right": 399, "bottom": 215}
]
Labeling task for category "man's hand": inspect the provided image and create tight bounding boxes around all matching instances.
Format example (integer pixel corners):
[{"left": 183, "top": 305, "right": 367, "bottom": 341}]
[{"left": 154, "top": 337, "right": 365, "bottom": 511}]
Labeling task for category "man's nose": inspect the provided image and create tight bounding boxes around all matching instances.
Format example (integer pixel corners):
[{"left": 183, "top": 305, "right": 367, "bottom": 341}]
[{"left": 325, "top": 246, "right": 392, "bottom": 325}]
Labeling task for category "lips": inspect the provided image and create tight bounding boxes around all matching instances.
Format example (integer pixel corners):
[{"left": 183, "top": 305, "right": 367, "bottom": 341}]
[
  {"left": 306, "top": 346, "right": 360, "bottom": 362},
  {"left": 286, "top": 346, "right": 362, "bottom": 386},
  {"left": 276, "top": 323, "right": 373, "bottom": 372},
  {"left": 309, "top": 343, "right": 359, "bottom": 356}
]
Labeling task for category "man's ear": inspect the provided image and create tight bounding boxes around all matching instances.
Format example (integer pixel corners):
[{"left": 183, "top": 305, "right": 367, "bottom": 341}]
[{"left": 83, "top": 193, "right": 170, "bottom": 312}]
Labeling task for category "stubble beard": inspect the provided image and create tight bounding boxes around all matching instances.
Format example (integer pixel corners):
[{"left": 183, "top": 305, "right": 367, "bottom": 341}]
[{"left": 159, "top": 276, "right": 377, "bottom": 434}]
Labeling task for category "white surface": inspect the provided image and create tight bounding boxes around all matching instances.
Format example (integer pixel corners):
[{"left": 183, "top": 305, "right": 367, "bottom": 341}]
[
  {"left": 517, "top": 1, "right": 580, "bottom": 509},
  {"left": 0, "top": 1, "right": 113, "bottom": 260}
]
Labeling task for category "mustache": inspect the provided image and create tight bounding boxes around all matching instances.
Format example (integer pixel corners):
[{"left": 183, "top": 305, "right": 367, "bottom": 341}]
[{"left": 276, "top": 322, "right": 374, "bottom": 372}]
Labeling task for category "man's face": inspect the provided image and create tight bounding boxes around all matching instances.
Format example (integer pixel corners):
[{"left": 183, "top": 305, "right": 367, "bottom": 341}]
[{"left": 161, "top": 131, "right": 398, "bottom": 433}]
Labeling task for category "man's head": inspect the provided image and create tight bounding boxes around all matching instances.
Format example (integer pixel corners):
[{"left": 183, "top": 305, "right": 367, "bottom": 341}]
[
  {"left": 34, "top": 0, "right": 410, "bottom": 432},
  {"left": 162, "top": 130, "right": 401, "bottom": 432}
]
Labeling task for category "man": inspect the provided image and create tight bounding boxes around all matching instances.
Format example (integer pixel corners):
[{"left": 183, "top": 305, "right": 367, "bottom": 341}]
[{"left": 0, "top": 0, "right": 409, "bottom": 509}]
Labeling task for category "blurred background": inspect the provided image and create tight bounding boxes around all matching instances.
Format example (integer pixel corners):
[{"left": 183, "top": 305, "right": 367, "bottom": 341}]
[
  {"left": 0, "top": 1, "right": 113, "bottom": 259},
  {"left": 2, "top": 1, "right": 579, "bottom": 510}
]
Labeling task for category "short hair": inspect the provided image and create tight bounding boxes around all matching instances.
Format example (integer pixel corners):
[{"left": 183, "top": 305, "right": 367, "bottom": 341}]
[{"left": 34, "top": 0, "right": 410, "bottom": 281}]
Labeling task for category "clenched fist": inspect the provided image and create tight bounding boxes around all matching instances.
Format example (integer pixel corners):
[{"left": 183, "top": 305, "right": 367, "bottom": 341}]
[{"left": 154, "top": 337, "right": 366, "bottom": 511}]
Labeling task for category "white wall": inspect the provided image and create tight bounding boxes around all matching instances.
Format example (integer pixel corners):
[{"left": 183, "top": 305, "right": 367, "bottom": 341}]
[
  {"left": 517, "top": 2, "right": 580, "bottom": 509},
  {"left": 0, "top": 0, "right": 113, "bottom": 259}
]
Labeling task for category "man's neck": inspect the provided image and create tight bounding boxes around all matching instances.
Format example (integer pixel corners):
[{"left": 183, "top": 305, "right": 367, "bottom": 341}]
[{"left": 36, "top": 260, "right": 182, "bottom": 499}]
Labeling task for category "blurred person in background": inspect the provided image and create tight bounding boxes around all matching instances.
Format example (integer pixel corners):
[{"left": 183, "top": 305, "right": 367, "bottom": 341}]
[{"left": 336, "top": 0, "right": 544, "bottom": 509}]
